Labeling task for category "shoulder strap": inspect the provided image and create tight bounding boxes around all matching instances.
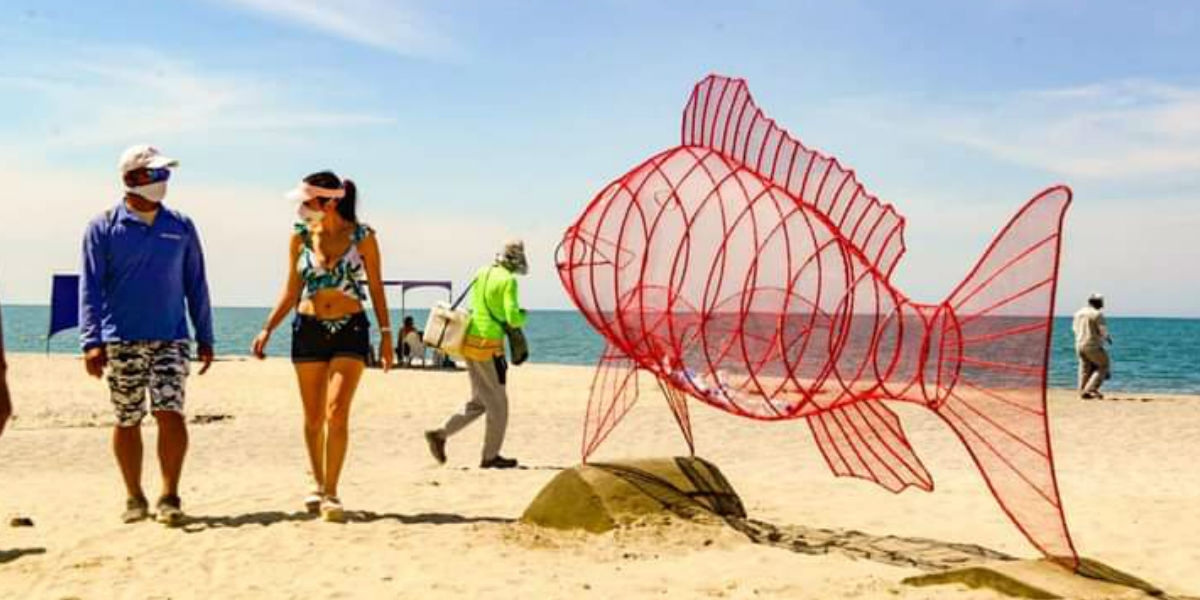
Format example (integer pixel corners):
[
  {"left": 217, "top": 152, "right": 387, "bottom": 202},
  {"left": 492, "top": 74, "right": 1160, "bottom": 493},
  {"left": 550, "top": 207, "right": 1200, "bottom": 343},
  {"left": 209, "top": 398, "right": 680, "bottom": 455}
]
[
  {"left": 451, "top": 278, "right": 475, "bottom": 310},
  {"left": 293, "top": 222, "right": 313, "bottom": 247},
  {"left": 352, "top": 223, "right": 373, "bottom": 244}
]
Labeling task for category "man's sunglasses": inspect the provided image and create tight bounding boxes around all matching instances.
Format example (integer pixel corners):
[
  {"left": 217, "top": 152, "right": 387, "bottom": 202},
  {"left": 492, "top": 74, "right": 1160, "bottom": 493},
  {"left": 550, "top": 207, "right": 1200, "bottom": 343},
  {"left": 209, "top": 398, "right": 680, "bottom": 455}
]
[{"left": 127, "top": 167, "right": 172, "bottom": 185}]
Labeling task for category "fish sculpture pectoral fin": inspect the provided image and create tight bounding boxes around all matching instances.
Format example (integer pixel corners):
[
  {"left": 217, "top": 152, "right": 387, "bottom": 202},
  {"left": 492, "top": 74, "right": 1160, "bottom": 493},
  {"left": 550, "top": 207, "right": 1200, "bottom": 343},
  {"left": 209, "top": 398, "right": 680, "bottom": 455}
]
[
  {"left": 582, "top": 345, "right": 641, "bottom": 462},
  {"left": 656, "top": 379, "right": 695, "bottom": 456},
  {"left": 807, "top": 401, "right": 934, "bottom": 493},
  {"left": 936, "top": 186, "right": 1079, "bottom": 568}
]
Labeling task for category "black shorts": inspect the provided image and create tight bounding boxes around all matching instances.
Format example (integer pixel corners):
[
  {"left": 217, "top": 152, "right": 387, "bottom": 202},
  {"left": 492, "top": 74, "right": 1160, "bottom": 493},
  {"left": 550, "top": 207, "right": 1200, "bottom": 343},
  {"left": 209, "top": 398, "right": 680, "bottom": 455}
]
[{"left": 291, "top": 312, "right": 371, "bottom": 364}]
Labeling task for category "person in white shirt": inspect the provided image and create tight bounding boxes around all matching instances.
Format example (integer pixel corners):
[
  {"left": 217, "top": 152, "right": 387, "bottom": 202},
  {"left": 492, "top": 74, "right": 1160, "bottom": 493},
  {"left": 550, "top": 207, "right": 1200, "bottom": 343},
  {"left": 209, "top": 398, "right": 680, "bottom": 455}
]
[{"left": 1072, "top": 293, "right": 1112, "bottom": 399}]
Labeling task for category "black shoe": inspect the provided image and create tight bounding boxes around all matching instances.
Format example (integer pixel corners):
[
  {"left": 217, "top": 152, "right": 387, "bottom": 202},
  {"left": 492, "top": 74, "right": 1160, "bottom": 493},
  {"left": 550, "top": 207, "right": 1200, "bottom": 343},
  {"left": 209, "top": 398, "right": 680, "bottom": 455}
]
[
  {"left": 480, "top": 455, "right": 518, "bottom": 469},
  {"left": 425, "top": 430, "right": 447, "bottom": 464}
]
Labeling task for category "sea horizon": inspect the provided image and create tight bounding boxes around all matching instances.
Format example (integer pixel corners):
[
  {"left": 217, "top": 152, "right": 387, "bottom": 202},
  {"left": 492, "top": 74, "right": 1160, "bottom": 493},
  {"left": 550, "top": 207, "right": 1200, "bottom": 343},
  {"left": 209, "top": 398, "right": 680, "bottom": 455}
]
[{"left": 4, "top": 304, "right": 1197, "bottom": 395}]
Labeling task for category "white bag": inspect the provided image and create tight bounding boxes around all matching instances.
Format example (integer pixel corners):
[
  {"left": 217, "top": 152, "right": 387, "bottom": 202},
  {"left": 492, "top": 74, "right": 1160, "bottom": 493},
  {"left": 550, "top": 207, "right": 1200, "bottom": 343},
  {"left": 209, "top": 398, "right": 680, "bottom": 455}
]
[{"left": 423, "top": 301, "right": 470, "bottom": 358}]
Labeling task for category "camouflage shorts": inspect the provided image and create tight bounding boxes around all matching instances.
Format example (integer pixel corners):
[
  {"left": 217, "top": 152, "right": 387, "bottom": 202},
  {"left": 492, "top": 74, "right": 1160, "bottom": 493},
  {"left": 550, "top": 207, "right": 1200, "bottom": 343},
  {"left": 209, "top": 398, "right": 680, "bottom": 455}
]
[{"left": 106, "top": 341, "right": 191, "bottom": 427}]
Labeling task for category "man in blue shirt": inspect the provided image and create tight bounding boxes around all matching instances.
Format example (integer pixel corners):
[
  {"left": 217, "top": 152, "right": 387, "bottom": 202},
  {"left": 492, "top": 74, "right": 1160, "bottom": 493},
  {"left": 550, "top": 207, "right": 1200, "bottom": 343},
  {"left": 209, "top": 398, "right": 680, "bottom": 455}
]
[{"left": 80, "top": 144, "right": 215, "bottom": 526}]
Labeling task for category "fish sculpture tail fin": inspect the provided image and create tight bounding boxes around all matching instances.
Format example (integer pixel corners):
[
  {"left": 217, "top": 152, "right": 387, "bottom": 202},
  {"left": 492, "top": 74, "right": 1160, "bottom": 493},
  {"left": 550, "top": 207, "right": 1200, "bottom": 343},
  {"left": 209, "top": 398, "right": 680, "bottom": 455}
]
[{"left": 932, "top": 185, "right": 1079, "bottom": 568}]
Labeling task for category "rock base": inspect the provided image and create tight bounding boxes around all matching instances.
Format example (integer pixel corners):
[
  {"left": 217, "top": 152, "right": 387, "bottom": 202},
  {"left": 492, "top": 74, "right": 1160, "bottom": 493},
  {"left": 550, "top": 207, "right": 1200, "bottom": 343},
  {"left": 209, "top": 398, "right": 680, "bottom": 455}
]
[
  {"left": 521, "top": 457, "right": 745, "bottom": 533},
  {"left": 904, "top": 556, "right": 1170, "bottom": 599}
]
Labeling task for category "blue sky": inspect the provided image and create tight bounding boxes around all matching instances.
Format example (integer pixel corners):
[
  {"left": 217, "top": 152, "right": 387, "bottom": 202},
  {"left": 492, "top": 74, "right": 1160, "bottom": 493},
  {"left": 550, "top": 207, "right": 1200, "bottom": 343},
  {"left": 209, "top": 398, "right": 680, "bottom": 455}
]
[{"left": 0, "top": 0, "right": 1197, "bottom": 315}]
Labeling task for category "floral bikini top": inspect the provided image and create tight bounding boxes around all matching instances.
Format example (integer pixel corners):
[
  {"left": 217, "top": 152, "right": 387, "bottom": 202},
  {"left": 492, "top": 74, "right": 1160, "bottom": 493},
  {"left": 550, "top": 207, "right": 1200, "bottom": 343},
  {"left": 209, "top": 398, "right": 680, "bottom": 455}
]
[{"left": 295, "top": 221, "right": 373, "bottom": 301}]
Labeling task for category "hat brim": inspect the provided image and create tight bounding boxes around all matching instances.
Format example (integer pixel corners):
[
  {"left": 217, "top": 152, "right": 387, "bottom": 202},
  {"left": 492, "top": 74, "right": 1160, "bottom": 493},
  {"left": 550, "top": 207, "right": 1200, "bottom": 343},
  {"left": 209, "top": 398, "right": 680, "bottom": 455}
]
[{"left": 144, "top": 156, "right": 179, "bottom": 169}]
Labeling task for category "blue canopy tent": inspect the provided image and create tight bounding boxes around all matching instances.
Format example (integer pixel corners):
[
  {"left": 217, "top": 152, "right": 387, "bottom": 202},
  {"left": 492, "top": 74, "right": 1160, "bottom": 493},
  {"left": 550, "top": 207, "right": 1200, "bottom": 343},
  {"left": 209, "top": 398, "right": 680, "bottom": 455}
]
[{"left": 47, "top": 273, "right": 80, "bottom": 352}]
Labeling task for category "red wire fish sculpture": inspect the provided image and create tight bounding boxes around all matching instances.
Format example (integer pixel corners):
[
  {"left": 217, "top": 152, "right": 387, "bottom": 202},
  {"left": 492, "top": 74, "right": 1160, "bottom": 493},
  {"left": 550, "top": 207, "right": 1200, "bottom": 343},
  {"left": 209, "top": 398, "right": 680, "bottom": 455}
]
[{"left": 555, "top": 75, "right": 1077, "bottom": 566}]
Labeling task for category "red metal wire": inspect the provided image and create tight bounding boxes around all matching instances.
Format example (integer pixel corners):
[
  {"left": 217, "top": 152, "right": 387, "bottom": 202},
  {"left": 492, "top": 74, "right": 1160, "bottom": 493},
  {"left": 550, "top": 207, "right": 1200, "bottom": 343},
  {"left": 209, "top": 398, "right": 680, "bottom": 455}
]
[{"left": 556, "top": 74, "right": 1078, "bottom": 568}]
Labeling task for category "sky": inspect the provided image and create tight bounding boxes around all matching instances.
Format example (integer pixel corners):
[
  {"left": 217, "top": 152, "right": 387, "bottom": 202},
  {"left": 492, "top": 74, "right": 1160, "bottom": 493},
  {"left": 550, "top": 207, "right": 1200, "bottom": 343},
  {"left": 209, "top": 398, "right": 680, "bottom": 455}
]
[{"left": 0, "top": 0, "right": 1197, "bottom": 316}]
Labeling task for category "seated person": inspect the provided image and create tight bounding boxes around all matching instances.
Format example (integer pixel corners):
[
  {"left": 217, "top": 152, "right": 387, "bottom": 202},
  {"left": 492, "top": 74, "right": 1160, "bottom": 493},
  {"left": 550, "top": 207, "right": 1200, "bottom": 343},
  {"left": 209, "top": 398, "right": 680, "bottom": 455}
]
[
  {"left": 402, "top": 329, "right": 426, "bottom": 367},
  {"left": 397, "top": 316, "right": 418, "bottom": 360}
]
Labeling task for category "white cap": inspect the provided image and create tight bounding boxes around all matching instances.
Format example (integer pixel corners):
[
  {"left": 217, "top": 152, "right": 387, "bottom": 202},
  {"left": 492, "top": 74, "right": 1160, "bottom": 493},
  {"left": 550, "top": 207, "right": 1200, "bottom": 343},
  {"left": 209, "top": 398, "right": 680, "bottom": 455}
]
[
  {"left": 1089, "top": 293, "right": 1104, "bottom": 302},
  {"left": 118, "top": 144, "right": 178, "bottom": 174}
]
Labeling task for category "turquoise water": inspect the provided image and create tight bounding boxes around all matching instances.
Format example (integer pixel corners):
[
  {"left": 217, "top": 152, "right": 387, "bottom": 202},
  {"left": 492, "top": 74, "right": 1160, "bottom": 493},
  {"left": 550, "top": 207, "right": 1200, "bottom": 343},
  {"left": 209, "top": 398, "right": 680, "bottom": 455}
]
[
  {"left": 3, "top": 305, "right": 1197, "bottom": 394},
  {"left": 2, "top": 306, "right": 608, "bottom": 369}
]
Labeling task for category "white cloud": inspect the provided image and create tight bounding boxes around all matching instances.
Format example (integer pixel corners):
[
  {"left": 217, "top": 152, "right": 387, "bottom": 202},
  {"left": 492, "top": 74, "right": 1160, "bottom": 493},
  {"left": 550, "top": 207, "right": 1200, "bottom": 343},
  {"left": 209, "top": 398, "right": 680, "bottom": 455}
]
[
  {"left": 0, "top": 156, "right": 571, "bottom": 309},
  {"left": 0, "top": 42, "right": 576, "bottom": 308},
  {"left": 881, "top": 189, "right": 1200, "bottom": 318},
  {"left": 0, "top": 47, "right": 395, "bottom": 150},
  {"left": 213, "top": 0, "right": 457, "bottom": 58},
  {"left": 851, "top": 80, "right": 1200, "bottom": 180}
]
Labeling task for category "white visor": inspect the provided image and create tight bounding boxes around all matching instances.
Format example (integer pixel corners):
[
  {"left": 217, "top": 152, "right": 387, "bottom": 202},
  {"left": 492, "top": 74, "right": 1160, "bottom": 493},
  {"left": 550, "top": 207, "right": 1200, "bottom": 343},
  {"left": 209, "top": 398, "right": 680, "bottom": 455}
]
[{"left": 284, "top": 182, "right": 345, "bottom": 202}]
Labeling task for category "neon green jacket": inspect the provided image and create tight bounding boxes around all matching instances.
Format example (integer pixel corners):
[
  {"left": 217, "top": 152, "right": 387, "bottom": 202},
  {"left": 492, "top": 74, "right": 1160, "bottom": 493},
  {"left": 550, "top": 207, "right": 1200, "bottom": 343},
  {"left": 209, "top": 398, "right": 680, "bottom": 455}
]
[{"left": 467, "top": 265, "right": 526, "bottom": 341}]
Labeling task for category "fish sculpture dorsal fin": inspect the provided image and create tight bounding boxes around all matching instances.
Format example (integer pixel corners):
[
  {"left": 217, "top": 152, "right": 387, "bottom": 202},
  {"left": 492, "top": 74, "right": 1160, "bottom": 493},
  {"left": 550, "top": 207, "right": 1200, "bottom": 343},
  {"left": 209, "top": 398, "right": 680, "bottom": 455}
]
[{"left": 681, "top": 74, "right": 907, "bottom": 278}]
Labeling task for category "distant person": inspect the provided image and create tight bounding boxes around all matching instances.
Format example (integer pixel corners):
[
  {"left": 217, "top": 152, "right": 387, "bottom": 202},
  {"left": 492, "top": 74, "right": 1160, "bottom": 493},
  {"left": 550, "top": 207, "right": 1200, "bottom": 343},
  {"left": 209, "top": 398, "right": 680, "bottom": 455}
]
[
  {"left": 1, "top": 297, "right": 11, "bottom": 439},
  {"left": 80, "top": 145, "right": 215, "bottom": 526},
  {"left": 425, "top": 240, "right": 528, "bottom": 469},
  {"left": 1072, "top": 293, "right": 1112, "bottom": 399},
  {"left": 251, "top": 171, "right": 394, "bottom": 522}
]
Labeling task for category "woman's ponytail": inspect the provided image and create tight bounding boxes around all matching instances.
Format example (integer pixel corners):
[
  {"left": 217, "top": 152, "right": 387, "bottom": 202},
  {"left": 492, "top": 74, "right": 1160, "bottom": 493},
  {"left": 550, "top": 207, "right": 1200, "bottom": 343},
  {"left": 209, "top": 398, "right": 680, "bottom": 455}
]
[{"left": 338, "top": 179, "right": 358, "bottom": 223}]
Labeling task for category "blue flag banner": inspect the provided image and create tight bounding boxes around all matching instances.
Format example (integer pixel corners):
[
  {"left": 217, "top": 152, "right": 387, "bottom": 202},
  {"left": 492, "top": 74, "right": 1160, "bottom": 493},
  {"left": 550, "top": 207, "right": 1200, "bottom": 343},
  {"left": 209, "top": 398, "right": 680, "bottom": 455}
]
[{"left": 47, "top": 273, "right": 80, "bottom": 351}]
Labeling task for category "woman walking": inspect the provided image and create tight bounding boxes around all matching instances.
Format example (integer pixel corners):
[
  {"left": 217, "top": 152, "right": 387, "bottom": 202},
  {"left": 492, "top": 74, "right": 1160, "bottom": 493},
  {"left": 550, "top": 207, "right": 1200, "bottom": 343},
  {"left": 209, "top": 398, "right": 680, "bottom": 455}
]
[{"left": 252, "top": 171, "right": 394, "bottom": 522}]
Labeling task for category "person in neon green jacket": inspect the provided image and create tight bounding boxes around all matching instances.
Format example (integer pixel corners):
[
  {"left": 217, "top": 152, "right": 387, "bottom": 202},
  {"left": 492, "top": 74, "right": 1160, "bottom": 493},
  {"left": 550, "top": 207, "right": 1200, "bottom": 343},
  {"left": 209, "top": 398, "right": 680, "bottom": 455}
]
[
  {"left": 463, "top": 257, "right": 527, "bottom": 347},
  {"left": 426, "top": 240, "right": 528, "bottom": 469}
]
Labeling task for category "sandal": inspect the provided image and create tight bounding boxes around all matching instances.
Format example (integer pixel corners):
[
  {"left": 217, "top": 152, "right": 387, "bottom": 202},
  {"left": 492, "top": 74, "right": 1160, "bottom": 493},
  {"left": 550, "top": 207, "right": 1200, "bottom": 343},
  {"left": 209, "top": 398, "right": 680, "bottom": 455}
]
[
  {"left": 304, "top": 490, "right": 324, "bottom": 515},
  {"left": 122, "top": 496, "right": 150, "bottom": 524},
  {"left": 155, "top": 494, "right": 185, "bottom": 527},
  {"left": 320, "top": 496, "right": 345, "bottom": 523}
]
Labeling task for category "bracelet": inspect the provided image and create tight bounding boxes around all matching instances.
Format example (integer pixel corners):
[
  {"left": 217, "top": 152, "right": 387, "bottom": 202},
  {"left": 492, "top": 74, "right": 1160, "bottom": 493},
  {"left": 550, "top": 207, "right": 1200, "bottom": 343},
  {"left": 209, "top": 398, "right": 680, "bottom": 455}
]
[{"left": 380, "top": 327, "right": 392, "bottom": 333}]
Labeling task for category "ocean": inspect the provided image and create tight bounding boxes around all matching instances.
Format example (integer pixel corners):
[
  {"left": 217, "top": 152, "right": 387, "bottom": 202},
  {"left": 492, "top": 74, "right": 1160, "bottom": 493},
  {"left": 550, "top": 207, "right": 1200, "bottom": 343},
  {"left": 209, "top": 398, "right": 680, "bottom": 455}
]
[{"left": 2, "top": 305, "right": 1197, "bottom": 395}]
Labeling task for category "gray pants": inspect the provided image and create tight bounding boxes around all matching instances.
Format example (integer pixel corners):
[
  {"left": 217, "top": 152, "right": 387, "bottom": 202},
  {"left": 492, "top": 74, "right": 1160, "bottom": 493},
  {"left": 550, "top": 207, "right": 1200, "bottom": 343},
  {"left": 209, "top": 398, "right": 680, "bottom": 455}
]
[
  {"left": 437, "top": 356, "right": 509, "bottom": 460},
  {"left": 1077, "top": 346, "right": 1110, "bottom": 396}
]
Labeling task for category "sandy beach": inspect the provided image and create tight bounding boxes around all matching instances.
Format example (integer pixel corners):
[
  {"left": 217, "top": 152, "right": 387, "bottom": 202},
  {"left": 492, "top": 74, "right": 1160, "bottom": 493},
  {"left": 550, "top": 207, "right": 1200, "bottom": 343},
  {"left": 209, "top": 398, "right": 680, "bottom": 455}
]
[{"left": 1, "top": 353, "right": 1197, "bottom": 599}]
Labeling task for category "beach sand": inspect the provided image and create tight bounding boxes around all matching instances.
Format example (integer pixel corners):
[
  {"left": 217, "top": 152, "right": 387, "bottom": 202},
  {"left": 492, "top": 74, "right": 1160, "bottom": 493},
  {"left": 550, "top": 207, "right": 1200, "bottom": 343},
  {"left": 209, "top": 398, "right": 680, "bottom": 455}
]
[{"left": 1, "top": 353, "right": 1197, "bottom": 599}]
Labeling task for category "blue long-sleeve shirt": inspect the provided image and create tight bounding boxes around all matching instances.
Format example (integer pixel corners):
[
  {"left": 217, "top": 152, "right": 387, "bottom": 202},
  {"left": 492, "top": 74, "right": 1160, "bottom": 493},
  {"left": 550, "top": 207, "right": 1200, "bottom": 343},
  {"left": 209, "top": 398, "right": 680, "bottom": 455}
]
[{"left": 80, "top": 201, "right": 214, "bottom": 350}]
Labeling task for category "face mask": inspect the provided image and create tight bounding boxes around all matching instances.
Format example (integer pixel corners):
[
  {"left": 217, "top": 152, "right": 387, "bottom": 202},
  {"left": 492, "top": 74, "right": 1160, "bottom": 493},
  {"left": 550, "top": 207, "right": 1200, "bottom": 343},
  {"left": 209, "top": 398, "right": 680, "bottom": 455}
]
[
  {"left": 499, "top": 254, "right": 529, "bottom": 276},
  {"left": 297, "top": 204, "right": 325, "bottom": 223},
  {"left": 128, "top": 181, "right": 167, "bottom": 203}
]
